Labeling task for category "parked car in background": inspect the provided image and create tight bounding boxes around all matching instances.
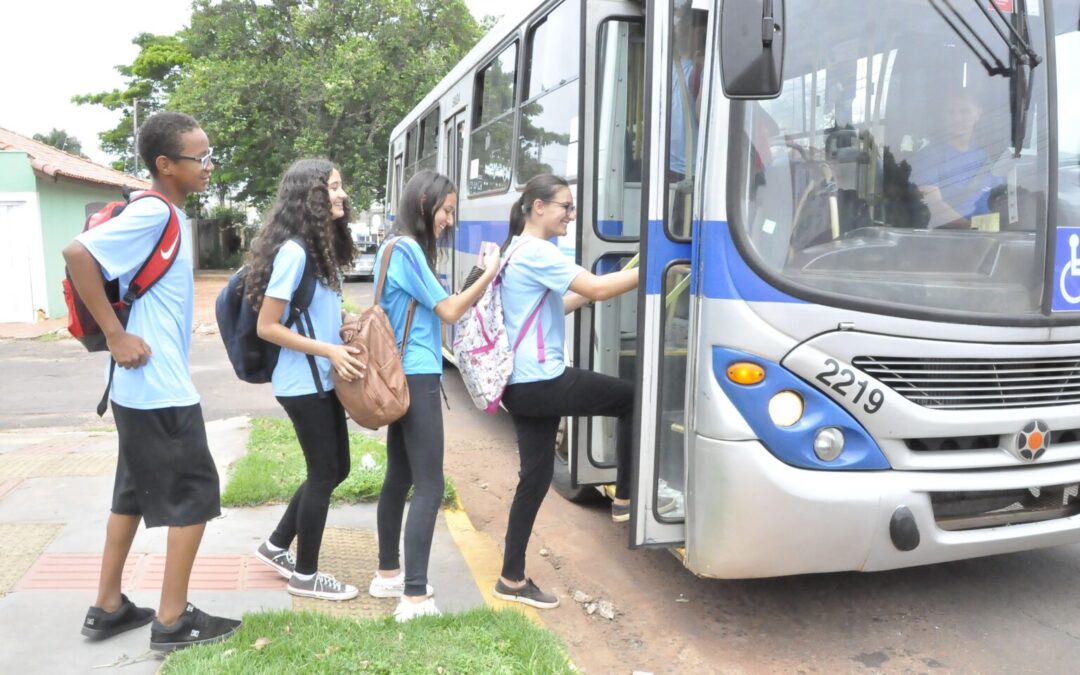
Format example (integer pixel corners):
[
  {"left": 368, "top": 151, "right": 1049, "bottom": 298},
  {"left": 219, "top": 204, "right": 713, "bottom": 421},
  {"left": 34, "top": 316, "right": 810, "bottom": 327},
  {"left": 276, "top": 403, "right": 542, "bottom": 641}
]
[{"left": 347, "top": 223, "right": 379, "bottom": 280}]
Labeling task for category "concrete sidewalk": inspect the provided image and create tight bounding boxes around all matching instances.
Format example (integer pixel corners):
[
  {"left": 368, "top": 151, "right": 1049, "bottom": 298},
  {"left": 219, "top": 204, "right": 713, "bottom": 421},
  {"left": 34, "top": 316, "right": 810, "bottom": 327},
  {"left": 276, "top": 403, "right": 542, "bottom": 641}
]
[{"left": 0, "top": 417, "right": 489, "bottom": 674}]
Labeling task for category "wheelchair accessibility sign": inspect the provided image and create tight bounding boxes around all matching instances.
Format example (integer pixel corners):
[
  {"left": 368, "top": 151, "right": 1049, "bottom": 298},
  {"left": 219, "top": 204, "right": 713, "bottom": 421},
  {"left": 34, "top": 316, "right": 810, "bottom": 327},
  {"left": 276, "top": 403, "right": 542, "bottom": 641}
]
[{"left": 1054, "top": 227, "right": 1080, "bottom": 312}]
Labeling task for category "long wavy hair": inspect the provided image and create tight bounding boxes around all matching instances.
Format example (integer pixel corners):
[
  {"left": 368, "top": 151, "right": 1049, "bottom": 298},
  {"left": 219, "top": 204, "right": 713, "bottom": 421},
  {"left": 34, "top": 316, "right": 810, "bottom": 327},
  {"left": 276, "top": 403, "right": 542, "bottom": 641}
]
[
  {"left": 391, "top": 170, "right": 456, "bottom": 270},
  {"left": 244, "top": 158, "right": 355, "bottom": 308},
  {"left": 502, "top": 173, "right": 570, "bottom": 252}
]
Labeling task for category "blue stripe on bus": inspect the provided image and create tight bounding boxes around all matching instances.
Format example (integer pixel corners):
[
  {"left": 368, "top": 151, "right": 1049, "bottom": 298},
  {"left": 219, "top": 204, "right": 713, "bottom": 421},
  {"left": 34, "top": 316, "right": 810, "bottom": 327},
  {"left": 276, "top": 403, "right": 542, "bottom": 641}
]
[
  {"left": 597, "top": 220, "right": 624, "bottom": 237},
  {"left": 455, "top": 220, "right": 509, "bottom": 254},
  {"left": 643, "top": 219, "right": 800, "bottom": 301},
  {"left": 712, "top": 346, "right": 890, "bottom": 471}
]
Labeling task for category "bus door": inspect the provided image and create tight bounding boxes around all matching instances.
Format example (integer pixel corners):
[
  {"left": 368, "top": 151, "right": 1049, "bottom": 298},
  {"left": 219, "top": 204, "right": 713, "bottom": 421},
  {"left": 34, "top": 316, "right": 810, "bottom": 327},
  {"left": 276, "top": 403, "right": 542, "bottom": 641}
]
[
  {"left": 632, "top": 0, "right": 710, "bottom": 547},
  {"left": 567, "top": 0, "right": 648, "bottom": 492},
  {"left": 442, "top": 110, "right": 466, "bottom": 348}
]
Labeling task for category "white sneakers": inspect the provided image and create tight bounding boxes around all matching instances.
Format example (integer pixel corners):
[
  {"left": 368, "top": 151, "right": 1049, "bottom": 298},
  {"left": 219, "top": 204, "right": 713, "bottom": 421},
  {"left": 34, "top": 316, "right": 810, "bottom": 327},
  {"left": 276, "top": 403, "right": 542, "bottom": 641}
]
[
  {"left": 368, "top": 572, "right": 434, "bottom": 599},
  {"left": 392, "top": 597, "right": 441, "bottom": 622}
]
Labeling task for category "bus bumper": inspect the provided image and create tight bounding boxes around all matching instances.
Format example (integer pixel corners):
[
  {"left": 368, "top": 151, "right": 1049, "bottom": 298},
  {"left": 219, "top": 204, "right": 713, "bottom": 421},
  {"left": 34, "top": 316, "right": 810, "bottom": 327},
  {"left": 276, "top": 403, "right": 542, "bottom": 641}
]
[{"left": 684, "top": 436, "right": 1080, "bottom": 578}]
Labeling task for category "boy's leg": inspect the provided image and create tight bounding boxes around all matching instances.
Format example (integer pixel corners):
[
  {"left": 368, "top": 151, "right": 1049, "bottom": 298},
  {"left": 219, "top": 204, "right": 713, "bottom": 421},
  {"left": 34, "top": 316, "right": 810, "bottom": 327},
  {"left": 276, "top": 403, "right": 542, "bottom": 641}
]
[
  {"left": 158, "top": 523, "right": 207, "bottom": 625},
  {"left": 94, "top": 513, "right": 140, "bottom": 611}
]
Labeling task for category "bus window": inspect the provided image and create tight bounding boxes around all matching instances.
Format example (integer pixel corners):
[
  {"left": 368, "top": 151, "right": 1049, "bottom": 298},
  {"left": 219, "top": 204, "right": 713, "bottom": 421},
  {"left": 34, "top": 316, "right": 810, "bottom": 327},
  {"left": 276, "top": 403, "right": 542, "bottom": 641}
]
[
  {"left": 654, "top": 262, "right": 691, "bottom": 520},
  {"left": 517, "top": 0, "right": 581, "bottom": 182},
  {"left": 588, "top": 253, "right": 639, "bottom": 472},
  {"left": 469, "top": 42, "right": 518, "bottom": 195},
  {"left": 405, "top": 126, "right": 418, "bottom": 182},
  {"left": 730, "top": 0, "right": 1052, "bottom": 319},
  {"left": 417, "top": 107, "right": 440, "bottom": 173},
  {"left": 595, "top": 18, "right": 646, "bottom": 240},
  {"left": 665, "top": 0, "right": 708, "bottom": 241}
]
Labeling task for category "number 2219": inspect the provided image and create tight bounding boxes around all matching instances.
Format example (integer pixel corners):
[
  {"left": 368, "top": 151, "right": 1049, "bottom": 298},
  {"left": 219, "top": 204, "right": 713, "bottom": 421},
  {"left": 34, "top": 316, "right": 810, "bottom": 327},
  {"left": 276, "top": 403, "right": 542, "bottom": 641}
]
[{"left": 815, "top": 359, "right": 884, "bottom": 414}]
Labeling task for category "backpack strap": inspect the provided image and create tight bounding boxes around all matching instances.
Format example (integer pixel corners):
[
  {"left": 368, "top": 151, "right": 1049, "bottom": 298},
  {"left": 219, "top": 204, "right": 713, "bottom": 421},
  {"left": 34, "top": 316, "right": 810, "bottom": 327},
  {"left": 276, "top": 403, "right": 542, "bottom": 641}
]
[
  {"left": 375, "top": 237, "right": 418, "bottom": 358},
  {"left": 122, "top": 191, "right": 182, "bottom": 305},
  {"left": 501, "top": 238, "right": 550, "bottom": 363},
  {"left": 283, "top": 239, "right": 326, "bottom": 397}
]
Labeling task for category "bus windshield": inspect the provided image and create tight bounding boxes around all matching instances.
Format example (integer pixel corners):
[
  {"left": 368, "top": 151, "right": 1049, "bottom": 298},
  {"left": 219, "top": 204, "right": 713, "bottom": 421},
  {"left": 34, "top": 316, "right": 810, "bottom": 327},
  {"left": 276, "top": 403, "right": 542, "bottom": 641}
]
[{"left": 730, "top": 0, "right": 1058, "bottom": 319}]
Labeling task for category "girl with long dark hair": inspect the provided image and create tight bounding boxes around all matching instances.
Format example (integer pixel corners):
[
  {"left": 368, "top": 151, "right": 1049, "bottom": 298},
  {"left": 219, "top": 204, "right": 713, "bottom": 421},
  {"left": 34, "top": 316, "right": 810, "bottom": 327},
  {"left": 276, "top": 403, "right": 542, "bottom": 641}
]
[
  {"left": 248, "top": 158, "right": 364, "bottom": 601},
  {"left": 493, "top": 174, "right": 646, "bottom": 609},
  {"left": 370, "top": 170, "right": 500, "bottom": 621}
]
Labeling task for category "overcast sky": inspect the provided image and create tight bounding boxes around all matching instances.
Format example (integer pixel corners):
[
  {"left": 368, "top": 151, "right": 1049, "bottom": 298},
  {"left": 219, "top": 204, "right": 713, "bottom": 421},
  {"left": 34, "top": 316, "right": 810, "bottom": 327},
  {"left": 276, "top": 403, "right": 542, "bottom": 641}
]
[{"left": 0, "top": 0, "right": 507, "bottom": 166}]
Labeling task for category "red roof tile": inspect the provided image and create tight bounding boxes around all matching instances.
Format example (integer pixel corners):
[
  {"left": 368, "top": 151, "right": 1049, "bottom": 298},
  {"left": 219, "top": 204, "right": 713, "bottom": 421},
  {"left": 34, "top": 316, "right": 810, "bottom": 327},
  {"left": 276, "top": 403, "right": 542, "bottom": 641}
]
[{"left": 0, "top": 126, "right": 150, "bottom": 190}]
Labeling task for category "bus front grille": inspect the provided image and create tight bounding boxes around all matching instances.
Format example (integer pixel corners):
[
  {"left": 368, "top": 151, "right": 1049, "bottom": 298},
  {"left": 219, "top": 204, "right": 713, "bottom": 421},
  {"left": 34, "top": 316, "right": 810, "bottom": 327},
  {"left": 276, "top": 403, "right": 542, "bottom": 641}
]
[
  {"left": 852, "top": 356, "right": 1080, "bottom": 410},
  {"left": 930, "top": 484, "right": 1080, "bottom": 531}
]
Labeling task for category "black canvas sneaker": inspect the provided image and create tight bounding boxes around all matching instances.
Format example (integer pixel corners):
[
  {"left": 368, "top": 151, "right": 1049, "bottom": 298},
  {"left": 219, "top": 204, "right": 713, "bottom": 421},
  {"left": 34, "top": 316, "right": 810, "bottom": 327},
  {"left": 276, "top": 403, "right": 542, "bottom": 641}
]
[
  {"left": 493, "top": 577, "right": 560, "bottom": 609},
  {"left": 149, "top": 603, "right": 241, "bottom": 653},
  {"left": 255, "top": 542, "right": 296, "bottom": 579},
  {"left": 81, "top": 594, "right": 155, "bottom": 640}
]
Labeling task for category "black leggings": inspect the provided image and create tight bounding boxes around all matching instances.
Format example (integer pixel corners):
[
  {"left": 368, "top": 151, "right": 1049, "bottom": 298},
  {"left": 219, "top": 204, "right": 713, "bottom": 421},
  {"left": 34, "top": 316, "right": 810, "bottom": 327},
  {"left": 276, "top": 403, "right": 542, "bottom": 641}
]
[
  {"left": 500, "top": 367, "right": 633, "bottom": 581},
  {"left": 377, "top": 374, "right": 444, "bottom": 597},
  {"left": 269, "top": 391, "right": 351, "bottom": 575}
]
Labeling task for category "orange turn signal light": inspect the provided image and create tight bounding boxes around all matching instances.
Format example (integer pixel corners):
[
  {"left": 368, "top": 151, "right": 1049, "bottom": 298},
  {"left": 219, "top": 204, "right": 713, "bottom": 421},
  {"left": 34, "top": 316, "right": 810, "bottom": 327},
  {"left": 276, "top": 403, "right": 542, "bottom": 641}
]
[{"left": 727, "top": 362, "right": 765, "bottom": 385}]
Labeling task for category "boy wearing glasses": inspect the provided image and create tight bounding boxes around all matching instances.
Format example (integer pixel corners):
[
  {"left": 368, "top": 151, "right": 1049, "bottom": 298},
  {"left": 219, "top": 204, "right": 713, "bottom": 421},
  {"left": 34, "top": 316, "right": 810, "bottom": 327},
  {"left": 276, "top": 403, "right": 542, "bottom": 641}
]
[{"left": 62, "top": 112, "right": 240, "bottom": 652}]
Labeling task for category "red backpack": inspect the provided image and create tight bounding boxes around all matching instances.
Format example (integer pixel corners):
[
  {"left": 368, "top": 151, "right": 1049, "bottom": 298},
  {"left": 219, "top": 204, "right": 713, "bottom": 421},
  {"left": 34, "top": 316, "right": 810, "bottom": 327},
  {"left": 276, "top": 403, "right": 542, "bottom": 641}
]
[{"left": 62, "top": 189, "right": 181, "bottom": 414}]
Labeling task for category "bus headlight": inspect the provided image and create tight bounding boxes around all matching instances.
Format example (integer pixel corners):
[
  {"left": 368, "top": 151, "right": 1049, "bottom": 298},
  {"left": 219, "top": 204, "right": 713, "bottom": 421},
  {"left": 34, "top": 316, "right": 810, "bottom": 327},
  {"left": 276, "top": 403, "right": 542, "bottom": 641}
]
[
  {"left": 768, "top": 391, "right": 803, "bottom": 427},
  {"left": 814, "top": 427, "right": 846, "bottom": 461}
]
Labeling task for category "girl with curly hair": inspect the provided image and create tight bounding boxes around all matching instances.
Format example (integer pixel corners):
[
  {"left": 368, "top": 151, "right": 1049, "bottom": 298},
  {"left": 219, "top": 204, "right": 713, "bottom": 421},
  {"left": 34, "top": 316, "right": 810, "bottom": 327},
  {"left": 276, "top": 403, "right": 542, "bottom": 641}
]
[{"left": 245, "top": 158, "right": 365, "bottom": 601}]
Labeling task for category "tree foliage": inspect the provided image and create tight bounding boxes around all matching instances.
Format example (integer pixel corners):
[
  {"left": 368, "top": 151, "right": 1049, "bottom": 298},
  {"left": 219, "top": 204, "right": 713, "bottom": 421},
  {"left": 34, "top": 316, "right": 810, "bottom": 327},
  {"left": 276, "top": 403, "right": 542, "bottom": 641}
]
[
  {"left": 32, "top": 128, "right": 85, "bottom": 157},
  {"left": 167, "top": 0, "right": 483, "bottom": 210},
  {"left": 73, "top": 34, "right": 192, "bottom": 173}
]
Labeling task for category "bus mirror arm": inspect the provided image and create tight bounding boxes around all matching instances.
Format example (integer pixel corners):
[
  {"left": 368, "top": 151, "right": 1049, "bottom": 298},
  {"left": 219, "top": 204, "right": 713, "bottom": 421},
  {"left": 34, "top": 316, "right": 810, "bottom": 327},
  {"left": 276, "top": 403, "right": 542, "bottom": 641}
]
[{"left": 761, "top": 0, "right": 775, "bottom": 47}]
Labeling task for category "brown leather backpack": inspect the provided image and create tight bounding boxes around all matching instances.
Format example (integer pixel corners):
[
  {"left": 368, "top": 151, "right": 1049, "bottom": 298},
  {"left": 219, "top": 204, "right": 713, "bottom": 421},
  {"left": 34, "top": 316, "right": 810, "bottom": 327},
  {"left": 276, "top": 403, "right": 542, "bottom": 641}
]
[{"left": 333, "top": 238, "right": 417, "bottom": 429}]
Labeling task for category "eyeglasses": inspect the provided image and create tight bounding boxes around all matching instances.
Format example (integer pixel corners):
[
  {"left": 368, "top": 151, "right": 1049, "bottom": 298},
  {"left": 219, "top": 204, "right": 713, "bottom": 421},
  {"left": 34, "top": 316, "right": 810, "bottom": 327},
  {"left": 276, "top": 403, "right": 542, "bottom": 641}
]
[
  {"left": 543, "top": 200, "right": 576, "bottom": 215},
  {"left": 171, "top": 148, "right": 214, "bottom": 170}
]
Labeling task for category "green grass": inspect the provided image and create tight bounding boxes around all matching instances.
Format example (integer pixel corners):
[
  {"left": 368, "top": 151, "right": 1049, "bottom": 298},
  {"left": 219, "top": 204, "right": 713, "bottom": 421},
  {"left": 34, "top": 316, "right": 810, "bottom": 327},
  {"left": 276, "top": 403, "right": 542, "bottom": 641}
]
[
  {"left": 34, "top": 331, "right": 66, "bottom": 342},
  {"left": 342, "top": 296, "right": 361, "bottom": 314},
  {"left": 162, "top": 608, "right": 574, "bottom": 674},
  {"left": 222, "top": 417, "right": 456, "bottom": 507}
]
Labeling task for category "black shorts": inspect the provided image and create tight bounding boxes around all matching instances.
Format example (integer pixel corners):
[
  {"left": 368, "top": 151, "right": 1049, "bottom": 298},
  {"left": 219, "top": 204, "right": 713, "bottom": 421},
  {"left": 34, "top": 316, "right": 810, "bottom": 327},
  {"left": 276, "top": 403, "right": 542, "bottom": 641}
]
[{"left": 111, "top": 402, "right": 221, "bottom": 528}]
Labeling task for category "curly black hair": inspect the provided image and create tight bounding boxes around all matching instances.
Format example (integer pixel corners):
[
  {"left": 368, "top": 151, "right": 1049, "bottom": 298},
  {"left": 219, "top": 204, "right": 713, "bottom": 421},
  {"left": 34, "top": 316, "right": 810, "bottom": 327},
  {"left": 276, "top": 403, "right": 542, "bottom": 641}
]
[
  {"left": 243, "top": 159, "right": 356, "bottom": 309},
  {"left": 137, "top": 112, "right": 200, "bottom": 178}
]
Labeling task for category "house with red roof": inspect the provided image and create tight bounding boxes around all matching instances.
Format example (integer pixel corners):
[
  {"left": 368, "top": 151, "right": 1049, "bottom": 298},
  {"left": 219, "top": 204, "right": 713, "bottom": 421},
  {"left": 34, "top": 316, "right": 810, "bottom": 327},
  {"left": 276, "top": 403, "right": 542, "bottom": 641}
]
[{"left": 0, "top": 127, "right": 150, "bottom": 323}]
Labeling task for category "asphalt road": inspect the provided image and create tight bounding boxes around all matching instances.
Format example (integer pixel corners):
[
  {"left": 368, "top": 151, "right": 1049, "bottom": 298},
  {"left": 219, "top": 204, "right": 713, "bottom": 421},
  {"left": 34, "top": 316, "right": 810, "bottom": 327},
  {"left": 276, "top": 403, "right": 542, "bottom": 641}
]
[{"left": 4, "top": 279, "right": 1080, "bottom": 673}]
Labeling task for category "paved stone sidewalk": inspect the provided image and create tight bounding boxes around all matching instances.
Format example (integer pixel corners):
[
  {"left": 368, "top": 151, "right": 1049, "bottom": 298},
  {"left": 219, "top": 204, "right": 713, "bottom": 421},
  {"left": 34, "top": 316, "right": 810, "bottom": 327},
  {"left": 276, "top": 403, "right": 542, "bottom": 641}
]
[{"left": 0, "top": 417, "right": 486, "bottom": 674}]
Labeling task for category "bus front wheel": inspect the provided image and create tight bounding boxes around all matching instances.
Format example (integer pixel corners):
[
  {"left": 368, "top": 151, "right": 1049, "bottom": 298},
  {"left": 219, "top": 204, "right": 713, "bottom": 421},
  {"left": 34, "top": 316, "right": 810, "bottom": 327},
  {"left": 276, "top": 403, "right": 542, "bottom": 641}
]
[{"left": 552, "top": 418, "right": 602, "bottom": 503}]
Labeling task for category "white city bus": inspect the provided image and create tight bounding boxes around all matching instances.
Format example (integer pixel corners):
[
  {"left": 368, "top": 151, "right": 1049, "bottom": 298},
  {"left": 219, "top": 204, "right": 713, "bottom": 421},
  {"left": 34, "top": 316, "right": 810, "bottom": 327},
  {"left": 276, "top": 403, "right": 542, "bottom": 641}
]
[{"left": 387, "top": 0, "right": 1080, "bottom": 577}]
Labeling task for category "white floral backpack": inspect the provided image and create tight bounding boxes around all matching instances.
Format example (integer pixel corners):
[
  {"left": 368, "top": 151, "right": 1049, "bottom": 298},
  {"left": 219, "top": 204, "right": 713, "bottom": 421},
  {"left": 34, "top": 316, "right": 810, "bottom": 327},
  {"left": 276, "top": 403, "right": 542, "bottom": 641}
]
[{"left": 453, "top": 241, "right": 549, "bottom": 413}]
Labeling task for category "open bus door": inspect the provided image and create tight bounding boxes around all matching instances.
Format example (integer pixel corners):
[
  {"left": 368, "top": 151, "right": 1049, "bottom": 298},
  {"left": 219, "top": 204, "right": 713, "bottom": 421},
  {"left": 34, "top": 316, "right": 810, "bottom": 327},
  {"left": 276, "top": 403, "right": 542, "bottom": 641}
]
[
  {"left": 631, "top": 0, "right": 711, "bottom": 548},
  {"left": 556, "top": 0, "right": 648, "bottom": 501}
]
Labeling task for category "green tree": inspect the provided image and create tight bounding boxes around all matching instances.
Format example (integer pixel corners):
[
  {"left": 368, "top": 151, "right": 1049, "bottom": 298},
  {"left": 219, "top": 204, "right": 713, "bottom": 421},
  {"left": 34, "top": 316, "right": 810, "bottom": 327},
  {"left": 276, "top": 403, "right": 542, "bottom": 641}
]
[
  {"left": 32, "top": 128, "right": 85, "bottom": 157},
  {"left": 73, "top": 34, "right": 192, "bottom": 173},
  {"left": 169, "top": 0, "right": 484, "bottom": 209}
]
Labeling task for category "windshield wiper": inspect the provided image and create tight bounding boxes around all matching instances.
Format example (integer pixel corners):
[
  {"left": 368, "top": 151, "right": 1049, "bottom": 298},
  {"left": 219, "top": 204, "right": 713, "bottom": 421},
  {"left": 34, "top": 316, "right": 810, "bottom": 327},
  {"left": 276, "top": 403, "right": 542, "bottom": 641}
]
[{"left": 929, "top": 0, "right": 1042, "bottom": 156}]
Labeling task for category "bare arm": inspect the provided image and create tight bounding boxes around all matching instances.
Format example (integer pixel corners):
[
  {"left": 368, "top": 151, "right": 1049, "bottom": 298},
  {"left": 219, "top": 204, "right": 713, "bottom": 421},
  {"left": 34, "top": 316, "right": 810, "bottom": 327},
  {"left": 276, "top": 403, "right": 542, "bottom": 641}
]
[
  {"left": 568, "top": 268, "right": 640, "bottom": 302},
  {"left": 432, "top": 248, "right": 502, "bottom": 324},
  {"left": 563, "top": 291, "right": 591, "bottom": 314},
  {"left": 62, "top": 241, "right": 152, "bottom": 369},
  {"left": 256, "top": 296, "right": 365, "bottom": 381}
]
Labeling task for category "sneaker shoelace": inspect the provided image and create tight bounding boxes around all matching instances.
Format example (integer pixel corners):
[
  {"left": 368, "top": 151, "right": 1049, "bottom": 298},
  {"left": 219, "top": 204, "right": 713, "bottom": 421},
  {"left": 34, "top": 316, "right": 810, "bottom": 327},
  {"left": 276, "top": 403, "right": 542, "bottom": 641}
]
[
  {"left": 315, "top": 573, "right": 345, "bottom": 592},
  {"left": 278, "top": 550, "right": 296, "bottom": 567}
]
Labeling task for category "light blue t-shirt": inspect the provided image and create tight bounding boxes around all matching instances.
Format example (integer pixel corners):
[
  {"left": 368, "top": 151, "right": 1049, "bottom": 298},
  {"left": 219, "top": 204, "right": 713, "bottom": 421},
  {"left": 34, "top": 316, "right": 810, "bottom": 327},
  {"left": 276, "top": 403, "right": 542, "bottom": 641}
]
[
  {"left": 375, "top": 237, "right": 449, "bottom": 376},
  {"left": 264, "top": 240, "right": 343, "bottom": 397},
  {"left": 76, "top": 193, "right": 198, "bottom": 410},
  {"left": 669, "top": 57, "right": 698, "bottom": 176},
  {"left": 500, "top": 236, "right": 586, "bottom": 384}
]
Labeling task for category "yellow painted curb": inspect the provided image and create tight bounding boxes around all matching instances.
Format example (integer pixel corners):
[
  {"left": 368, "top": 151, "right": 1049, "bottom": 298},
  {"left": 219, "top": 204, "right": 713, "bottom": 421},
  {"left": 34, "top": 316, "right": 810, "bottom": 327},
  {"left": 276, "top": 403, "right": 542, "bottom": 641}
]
[{"left": 443, "top": 497, "right": 542, "bottom": 625}]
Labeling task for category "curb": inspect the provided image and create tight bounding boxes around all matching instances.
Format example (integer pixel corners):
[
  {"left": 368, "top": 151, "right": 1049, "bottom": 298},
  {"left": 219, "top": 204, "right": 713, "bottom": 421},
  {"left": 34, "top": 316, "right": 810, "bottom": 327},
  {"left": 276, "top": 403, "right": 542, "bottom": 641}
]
[{"left": 442, "top": 497, "right": 543, "bottom": 625}]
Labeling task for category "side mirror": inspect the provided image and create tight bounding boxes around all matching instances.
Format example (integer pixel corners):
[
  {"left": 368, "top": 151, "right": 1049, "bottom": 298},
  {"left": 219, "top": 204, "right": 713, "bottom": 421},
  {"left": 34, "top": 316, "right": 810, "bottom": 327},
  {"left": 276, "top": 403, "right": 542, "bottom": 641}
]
[{"left": 720, "top": 0, "right": 785, "bottom": 99}]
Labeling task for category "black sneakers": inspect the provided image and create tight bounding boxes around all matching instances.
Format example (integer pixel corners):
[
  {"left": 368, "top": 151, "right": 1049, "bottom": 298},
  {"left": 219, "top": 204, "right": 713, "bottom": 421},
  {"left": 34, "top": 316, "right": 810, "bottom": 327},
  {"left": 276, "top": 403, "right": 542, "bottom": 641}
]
[
  {"left": 81, "top": 594, "right": 155, "bottom": 640},
  {"left": 149, "top": 603, "right": 242, "bottom": 653},
  {"left": 493, "top": 577, "right": 560, "bottom": 609}
]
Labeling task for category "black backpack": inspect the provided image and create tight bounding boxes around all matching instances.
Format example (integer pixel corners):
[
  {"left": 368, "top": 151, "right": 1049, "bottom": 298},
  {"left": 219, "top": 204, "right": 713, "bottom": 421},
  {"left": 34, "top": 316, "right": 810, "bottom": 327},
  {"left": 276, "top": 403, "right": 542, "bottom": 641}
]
[{"left": 215, "top": 240, "right": 325, "bottom": 394}]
